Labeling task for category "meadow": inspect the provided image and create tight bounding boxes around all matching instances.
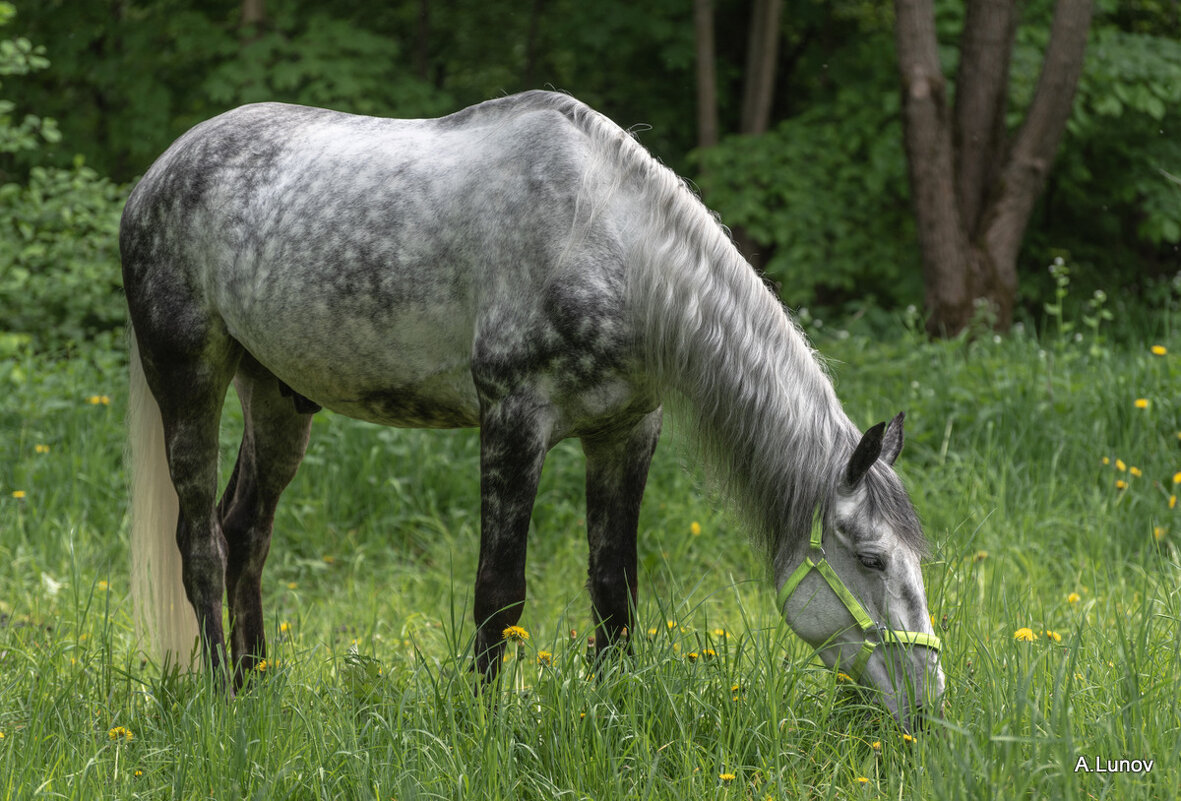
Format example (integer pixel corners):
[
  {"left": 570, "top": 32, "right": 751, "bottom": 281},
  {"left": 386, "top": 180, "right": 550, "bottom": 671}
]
[{"left": 1, "top": 295, "right": 1180, "bottom": 800}]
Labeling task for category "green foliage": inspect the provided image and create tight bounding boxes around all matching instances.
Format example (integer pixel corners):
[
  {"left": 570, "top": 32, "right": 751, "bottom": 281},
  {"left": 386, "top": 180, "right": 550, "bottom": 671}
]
[
  {"left": 0, "top": 160, "right": 125, "bottom": 349},
  {"left": 0, "top": 6, "right": 125, "bottom": 351},
  {"left": 1018, "top": 19, "right": 1181, "bottom": 308},
  {"left": 0, "top": 2, "right": 57, "bottom": 162},
  {"left": 1064, "top": 27, "right": 1181, "bottom": 245},
  {"left": 199, "top": 10, "right": 451, "bottom": 118},
  {"left": 697, "top": 39, "right": 921, "bottom": 309}
]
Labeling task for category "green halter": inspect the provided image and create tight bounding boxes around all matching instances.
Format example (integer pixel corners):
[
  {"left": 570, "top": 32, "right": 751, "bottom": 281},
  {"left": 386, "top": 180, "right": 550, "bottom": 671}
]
[{"left": 776, "top": 527, "right": 942, "bottom": 681}]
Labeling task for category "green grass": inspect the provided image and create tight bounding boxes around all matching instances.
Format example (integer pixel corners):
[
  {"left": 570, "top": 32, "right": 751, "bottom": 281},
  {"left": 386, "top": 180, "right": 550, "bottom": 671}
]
[{"left": 2, "top": 317, "right": 1181, "bottom": 800}]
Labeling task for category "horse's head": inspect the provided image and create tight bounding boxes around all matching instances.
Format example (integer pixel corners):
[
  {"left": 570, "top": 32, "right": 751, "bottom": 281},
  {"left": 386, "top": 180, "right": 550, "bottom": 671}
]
[{"left": 778, "top": 412, "right": 944, "bottom": 731}]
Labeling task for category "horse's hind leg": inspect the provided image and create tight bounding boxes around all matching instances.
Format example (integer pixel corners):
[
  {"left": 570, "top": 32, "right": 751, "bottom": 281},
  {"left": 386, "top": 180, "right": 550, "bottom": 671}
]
[
  {"left": 139, "top": 338, "right": 241, "bottom": 677},
  {"left": 219, "top": 354, "right": 313, "bottom": 686},
  {"left": 581, "top": 408, "right": 662, "bottom": 659}
]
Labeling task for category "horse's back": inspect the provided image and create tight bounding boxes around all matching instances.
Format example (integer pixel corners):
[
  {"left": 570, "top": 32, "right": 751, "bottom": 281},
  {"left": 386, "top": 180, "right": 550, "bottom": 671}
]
[{"left": 122, "top": 93, "right": 648, "bottom": 434}]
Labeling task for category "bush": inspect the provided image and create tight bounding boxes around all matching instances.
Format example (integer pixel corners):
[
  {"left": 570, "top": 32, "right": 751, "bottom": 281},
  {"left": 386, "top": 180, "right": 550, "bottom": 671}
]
[{"left": 0, "top": 160, "right": 126, "bottom": 350}]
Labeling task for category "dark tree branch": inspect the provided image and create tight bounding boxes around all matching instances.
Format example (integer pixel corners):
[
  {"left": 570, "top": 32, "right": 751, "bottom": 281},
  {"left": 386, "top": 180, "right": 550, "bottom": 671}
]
[
  {"left": 694, "top": 0, "right": 719, "bottom": 149},
  {"left": 986, "top": 0, "right": 1093, "bottom": 272},
  {"left": 740, "top": 0, "right": 782, "bottom": 134},
  {"left": 415, "top": 0, "right": 431, "bottom": 83},
  {"left": 523, "top": 0, "right": 546, "bottom": 87},
  {"left": 954, "top": 0, "right": 1018, "bottom": 236}
]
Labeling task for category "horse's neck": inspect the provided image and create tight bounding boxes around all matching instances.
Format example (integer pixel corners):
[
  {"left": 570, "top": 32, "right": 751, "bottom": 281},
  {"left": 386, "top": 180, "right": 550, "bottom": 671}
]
[{"left": 628, "top": 210, "right": 853, "bottom": 555}]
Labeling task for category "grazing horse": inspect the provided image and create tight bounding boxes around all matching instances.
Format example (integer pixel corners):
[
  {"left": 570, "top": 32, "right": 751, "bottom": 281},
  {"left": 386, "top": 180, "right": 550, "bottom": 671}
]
[{"left": 123, "top": 90, "right": 944, "bottom": 728}]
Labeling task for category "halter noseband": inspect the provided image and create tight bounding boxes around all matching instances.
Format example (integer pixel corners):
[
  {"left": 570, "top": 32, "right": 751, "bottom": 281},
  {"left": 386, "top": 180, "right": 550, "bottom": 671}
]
[{"left": 776, "top": 527, "right": 942, "bottom": 681}]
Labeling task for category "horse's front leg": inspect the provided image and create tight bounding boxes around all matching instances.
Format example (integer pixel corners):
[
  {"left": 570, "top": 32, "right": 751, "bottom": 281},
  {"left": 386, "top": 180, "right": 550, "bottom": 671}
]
[
  {"left": 473, "top": 394, "right": 553, "bottom": 679},
  {"left": 581, "top": 408, "right": 662, "bottom": 659},
  {"left": 219, "top": 364, "right": 313, "bottom": 688}
]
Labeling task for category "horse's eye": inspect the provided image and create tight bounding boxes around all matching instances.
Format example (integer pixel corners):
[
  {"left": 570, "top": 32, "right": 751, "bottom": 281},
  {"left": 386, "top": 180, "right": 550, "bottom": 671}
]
[{"left": 858, "top": 554, "right": 886, "bottom": 571}]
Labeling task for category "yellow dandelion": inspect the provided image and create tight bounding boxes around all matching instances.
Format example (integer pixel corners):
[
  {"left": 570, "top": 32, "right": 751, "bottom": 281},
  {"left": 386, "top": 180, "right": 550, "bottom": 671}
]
[
  {"left": 286, "top": 581, "right": 297, "bottom": 590},
  {"left": 536, "top": 650, "right": 553, "bottom": 666},
  {"left": 1101, "top": 456, "right": 1110, "bottom": 465},
  {"left": 1067, "top": 592, "right": 1081, "bottom": 604},
  {"left": 974, "top": 550, "right": 988, "bottom": 561},
  {"left": 1130, "top": 466, "right": 1143, "bottom": 477},
  {"left": 97, "top": 580, "right": 109, "bottom": 591},
  {"left": 871, "top": 740, "right": 881, "bottom": 752},
  {"left": 1152, "top": 345, "right": 1167, "bottom": 356},
  {"left": 731, "top": 683, "right": 742, "bottom": 693},
  {"left": 501, "top": 625, "right": 529, "bottom": 642},
  {"left": 712, "top": 627, "right": 730, "bottom": 638},
  {"left": 855, "top": 776, "right": 870, "bottom": 785},
  {"left": 666, "top": 620, "right": 677, "bottom": 630},
  {"left": 686, "top": 651, "right": 699, "bottom": 662},
  {"left": 646, "top": 627, "right": 658, "bottom": 637},
  {"left": 1135, "top": 398, "right": 1150, "bottom": 409},
  {"left": 1154, "top": 527, "right": 1166, "bottom": 542},
  {"left": 1116, "top": 459, "right": 1127, "bottom": 472},
  {"left": 134, "top": 770, "right": 143, "bottom": 778},
  {"left": 322, "top": 555, "right": 335, "bottom": 564},
  {"left": 11, "top": 490, "right": 25, "bottom": 499},
  {"left": 279, "top": 621, "right": 291, "bottom": 634},
  {"left": 34, "top": 444, "right": 49, "bottom": 454},
  {"left": 836, "top": 672, "right": 852, "bottom": 683},
  {"left": 1171, "top": 495, "right": 1177, "bottom": 509},
  {"left": 690, "top": 521, "right": 702, "bottom": 536},
  {"left": 701, "top": 648, "right": 716, "bottom": 660},
  {"left": 254, "top": 660, "right": 268, "bottom": 672},
  {"left": 1044, "top": 630, "right": 1062, "bottom": 642},
  {"left": 108, "top": 726, "right": 134, "bottom": 741},
  {"left": 902, "top": 733, "right": 917, "bottom": 744},
  {"left": 1013, "top": 627, "right": 1037, "bottom": 641},
  {"left": 719, "top": 773, "right": 736, "bottom": 783},
  {"left": 1173, "top": 472, "right": 1181, "bottom": 485},
  {"left": 0, "top": 731, "right": 5, "bottom": 739},
  {"left": 1116, "top": 480, "right": 1128, "bottom": 490}
]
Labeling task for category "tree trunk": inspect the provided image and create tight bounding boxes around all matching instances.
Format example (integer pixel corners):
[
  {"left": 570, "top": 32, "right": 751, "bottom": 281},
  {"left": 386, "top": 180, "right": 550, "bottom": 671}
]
[
  {"left": 740, "top": 0, "right": 783, "bottom": 136},
  {"left": 895, "top": 0, "right": 1093, "bottom": 336},
  {"left": 242, "top": 0, "right": 265, "bottom": 28},
  {"left": 694, "top": 0, "right": 719, "bottom": 150},
  {"left": 415, "top": 0, "right": 431, "bottom": 83},
  {"left": 730, "top": 0, "right": 783, "bottom": 267},
  {"left": 523, "top": 0, "right": 546, "bottom": 87}
]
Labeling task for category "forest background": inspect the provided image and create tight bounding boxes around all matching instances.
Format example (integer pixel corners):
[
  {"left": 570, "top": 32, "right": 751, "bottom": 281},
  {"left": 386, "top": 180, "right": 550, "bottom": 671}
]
[{"left": 1, "top": 0, "right": 1180, "bottom": 352}]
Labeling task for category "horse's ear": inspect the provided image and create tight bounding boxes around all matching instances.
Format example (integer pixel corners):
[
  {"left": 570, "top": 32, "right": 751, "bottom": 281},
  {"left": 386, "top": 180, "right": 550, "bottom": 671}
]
[
  {"left": 845, "top": 422, "right": 886, "bottom": 489},
  {"left": 881, "top": 411, "right": 905, "bottom": 466}
]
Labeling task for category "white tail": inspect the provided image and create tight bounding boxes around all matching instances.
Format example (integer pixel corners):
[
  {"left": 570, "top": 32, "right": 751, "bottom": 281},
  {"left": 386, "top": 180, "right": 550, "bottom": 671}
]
[{"left": 128, "top": 329, "right": 199, "bottom": 668}]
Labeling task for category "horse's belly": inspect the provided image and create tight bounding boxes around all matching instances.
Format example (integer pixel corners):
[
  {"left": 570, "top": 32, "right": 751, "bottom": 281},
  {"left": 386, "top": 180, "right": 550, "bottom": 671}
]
[
  {"left": 229, "top": 309, "right": 482, "bottom": 428},
  {"left": 321, "top": 373, "right": 481, "bottom": 429}
]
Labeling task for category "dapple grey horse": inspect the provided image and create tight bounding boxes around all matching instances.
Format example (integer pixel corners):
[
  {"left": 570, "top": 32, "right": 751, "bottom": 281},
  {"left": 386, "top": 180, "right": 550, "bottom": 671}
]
[{"left": 122, "top": 90, "right": 944, "bottom": 729}]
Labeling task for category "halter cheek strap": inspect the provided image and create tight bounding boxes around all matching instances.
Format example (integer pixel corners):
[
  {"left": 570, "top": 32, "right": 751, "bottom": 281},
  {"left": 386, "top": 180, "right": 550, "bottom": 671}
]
[{"left": 776, "top": 529, "right": 942, "bottom": 681}]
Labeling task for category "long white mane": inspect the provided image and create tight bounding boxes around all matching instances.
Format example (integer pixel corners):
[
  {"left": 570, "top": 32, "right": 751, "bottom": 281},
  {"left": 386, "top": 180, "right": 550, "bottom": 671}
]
[{"left": 518, "top": 91, "right": 862, "bottom": 564}]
